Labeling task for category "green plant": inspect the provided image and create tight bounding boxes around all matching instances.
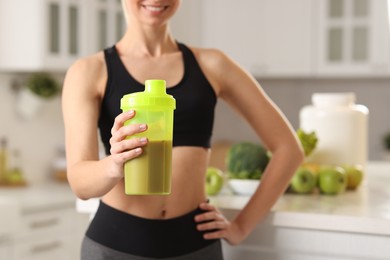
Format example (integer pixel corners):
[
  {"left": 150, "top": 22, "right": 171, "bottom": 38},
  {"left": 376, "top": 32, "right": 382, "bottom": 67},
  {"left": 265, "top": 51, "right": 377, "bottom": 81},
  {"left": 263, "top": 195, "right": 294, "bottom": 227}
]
[
  {"left": 226, "top": 141, "right": 269, "bottom": 180},
  {"left": 26, "top": 73, "right": 60, "bottom": 99},
  {"left": 297, "top": 128, "right": 318, "bottom": 157},
  {"left": 383, "top": 132, "right": 390, "bottom": 151}
]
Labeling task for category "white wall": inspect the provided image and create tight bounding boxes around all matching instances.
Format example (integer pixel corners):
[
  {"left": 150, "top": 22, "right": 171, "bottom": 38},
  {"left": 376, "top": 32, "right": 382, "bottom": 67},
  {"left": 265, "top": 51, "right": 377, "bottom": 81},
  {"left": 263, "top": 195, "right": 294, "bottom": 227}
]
[{"left": 0, "top": 73, "right": 65, "bottom": 184}]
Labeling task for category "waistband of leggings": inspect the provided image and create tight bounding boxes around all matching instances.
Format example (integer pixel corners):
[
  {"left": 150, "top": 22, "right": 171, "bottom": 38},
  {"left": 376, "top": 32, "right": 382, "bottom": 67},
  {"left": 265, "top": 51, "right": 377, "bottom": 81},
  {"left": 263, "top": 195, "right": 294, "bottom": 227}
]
[{"left": 86, "top": 200, "right": 218, "bottom": 258}]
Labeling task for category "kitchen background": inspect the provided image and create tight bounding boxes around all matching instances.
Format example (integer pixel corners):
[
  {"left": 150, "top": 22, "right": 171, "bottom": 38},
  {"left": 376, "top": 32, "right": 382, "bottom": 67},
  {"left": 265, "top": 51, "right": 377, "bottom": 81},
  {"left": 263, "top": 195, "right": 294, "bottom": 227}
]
[
  {"left": 0, "top": 0, "right": 389, "bottom": 185},
  {"left": 1, "top": 1, "right": 390, "bottom": 260}
]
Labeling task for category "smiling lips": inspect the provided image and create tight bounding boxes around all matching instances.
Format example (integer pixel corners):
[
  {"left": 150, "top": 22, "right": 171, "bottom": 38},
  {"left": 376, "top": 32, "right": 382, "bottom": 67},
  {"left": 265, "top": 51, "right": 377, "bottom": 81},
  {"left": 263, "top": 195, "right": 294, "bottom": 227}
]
[{"left": 143, "top": 5, "right": 167, "bottom": 14}]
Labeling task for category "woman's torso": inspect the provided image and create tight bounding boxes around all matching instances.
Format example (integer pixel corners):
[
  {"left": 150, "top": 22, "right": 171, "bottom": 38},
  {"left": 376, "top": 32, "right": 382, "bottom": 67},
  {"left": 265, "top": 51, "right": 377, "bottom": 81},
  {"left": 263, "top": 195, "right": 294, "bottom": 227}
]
[{"left": 96, "top": 43, "right": 218, "bottom": 219}]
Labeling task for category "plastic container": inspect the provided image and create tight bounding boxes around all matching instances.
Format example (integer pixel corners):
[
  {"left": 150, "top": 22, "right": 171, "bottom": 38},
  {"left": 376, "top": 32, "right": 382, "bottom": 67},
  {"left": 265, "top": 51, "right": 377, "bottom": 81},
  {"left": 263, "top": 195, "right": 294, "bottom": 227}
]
[
  {"left": 299, "top": 92, "right": 369, "bottom": 168},
  {"left": 121, "top": 80, "right": 176, "bottom": 195}
]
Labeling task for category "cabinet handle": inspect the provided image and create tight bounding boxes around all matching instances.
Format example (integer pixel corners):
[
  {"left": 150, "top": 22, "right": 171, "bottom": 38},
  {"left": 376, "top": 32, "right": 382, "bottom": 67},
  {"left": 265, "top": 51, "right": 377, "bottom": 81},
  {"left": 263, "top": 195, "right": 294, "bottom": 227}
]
[
  {"left": 29, "top": 218, "right": 59, "bottom": 229},
  {"left": 30, "top": 241, "right": 62, "bottom": 253}
]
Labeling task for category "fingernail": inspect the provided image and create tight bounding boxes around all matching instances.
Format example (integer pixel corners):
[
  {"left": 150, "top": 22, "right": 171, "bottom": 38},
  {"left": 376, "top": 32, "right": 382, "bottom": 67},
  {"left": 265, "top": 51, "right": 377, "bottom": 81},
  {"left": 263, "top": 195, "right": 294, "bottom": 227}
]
[
  {"left": 139, "top": 124, "right": 147, "bottom": 130},
  {"left": 128, "top": 110, "right": 135, "bottom": 115},
  {"left": 135, "top": 148, "right": 142, "bottom": 154},
  {"left": 140, "top": 137, "right": 147, "bottom": 144}
]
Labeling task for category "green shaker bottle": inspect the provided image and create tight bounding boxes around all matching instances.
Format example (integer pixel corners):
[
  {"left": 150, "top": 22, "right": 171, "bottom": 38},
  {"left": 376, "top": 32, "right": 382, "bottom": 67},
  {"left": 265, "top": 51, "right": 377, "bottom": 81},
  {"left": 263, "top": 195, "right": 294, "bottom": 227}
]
[{"left": 120, "top": 80, "right": 176, "bottom": 195}]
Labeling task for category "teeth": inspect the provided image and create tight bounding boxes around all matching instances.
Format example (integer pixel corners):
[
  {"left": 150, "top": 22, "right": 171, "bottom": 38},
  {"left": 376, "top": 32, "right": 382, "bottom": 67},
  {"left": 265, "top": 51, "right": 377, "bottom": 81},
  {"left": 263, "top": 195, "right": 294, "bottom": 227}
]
[{"left": 145, "top": 6, "right": 165, "bottom": 12}]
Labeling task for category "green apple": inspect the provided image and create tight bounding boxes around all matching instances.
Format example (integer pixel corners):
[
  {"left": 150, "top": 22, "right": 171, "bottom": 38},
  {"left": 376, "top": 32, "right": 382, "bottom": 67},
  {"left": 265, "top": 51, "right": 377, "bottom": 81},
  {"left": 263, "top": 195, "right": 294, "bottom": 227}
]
[
  {"left": 343, "top": 164, "right": 364, "bottom": 190},
  {"left": 318, "top": 166, "right": 347, "bottom": 195},
  {"left": 205, "top": 167, "right": 224, "bottom": 196},
  {"left": 290, "top": 166, "right": 316, "bottom": 194}
]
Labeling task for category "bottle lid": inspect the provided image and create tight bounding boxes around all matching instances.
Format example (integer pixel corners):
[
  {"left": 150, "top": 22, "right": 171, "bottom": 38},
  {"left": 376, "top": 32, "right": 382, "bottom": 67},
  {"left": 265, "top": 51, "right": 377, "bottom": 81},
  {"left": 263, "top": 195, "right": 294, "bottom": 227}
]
[
  {"left": 121, "top": 80, "right": 176, "bottom": 110},
  {"left": 312, "top": 92, "right": 356, "bottom": 107}
]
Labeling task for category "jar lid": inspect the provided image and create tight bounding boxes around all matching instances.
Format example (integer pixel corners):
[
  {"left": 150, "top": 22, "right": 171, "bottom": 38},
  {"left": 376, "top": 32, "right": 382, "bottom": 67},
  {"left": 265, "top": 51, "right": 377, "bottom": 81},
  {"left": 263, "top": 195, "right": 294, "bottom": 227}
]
[{"left": 312, "top": 92, "right": 356, "bottom": 107}]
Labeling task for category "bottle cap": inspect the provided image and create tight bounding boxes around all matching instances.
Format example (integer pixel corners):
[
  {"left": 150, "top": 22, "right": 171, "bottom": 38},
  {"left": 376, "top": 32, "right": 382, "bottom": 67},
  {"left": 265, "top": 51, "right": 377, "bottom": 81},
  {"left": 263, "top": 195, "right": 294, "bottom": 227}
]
[{"left": 121, "top": 80, "right": 176, "bottom": 110}]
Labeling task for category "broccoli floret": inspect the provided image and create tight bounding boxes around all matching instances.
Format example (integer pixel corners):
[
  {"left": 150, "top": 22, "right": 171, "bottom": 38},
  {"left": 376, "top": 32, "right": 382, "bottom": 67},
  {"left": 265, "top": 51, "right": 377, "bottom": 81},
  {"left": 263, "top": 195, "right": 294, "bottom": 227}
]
[{"left": 226, "top": 142, "right": 268, "bottom": 180}]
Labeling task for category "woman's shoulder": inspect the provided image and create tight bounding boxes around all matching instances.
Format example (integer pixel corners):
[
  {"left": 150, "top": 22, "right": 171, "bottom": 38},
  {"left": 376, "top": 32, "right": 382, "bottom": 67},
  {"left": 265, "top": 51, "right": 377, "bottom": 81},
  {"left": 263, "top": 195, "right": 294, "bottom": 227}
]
[
  {"left": 67, "top": 51, "right": 106, "bottom": 78},
  {"left": 183, "top": 45, "right": 243, "bottom": 93},
  {"left": 185, "top": 45, "right": 239, "bottom": 75},
  {"left": 186, "top": 45, "right": 228, "bottom": 65},
  {"left": 63, "top": 51, "right": 108, "bottom": 96}
]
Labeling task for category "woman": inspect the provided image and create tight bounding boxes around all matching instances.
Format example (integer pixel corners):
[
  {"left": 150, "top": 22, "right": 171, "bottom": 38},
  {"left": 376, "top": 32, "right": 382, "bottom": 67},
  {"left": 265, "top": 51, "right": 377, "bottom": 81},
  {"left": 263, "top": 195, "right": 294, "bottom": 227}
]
[{"left": 62, "top": 0, "right": 304, "bottom": 259}]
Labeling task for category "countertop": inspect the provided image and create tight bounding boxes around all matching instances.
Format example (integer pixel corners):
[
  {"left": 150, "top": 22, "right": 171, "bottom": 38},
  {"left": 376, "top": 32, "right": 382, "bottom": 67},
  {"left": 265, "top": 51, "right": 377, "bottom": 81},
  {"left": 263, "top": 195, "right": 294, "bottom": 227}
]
[
  {"left": 0, "top": 182, "right": 76, "bottom": 213},
  {"left": 75, "top": 161, "right": 390, "bottom": 236},
  {"left": 213, "top": 161, "right": 390, "bottom": 235}
]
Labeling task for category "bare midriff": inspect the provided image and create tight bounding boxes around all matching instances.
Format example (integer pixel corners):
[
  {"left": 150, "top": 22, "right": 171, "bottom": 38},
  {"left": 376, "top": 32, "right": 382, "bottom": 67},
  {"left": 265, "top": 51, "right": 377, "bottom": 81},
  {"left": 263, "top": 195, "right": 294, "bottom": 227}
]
[{"left": 102, "top": 146, "right": 210, "bottom": 219}]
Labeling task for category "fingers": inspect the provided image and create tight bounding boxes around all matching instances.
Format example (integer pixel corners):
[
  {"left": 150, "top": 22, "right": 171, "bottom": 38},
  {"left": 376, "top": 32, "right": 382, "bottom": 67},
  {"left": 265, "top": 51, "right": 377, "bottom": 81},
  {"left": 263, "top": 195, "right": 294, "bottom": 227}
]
[
  {"left": 195, "top": 202, "right": 230, "bottom": 240},
  {"left": 111, "top": 123, "right": 148, "bottom": 146},
  {"left": 111, "top": 123, "right": 147, "bottom": 143},
  {"left": 195, "top": 202, "right": 221, "bottom": 223},
  {"left": 111, "top": 110, "right": 135, "bottom": 135},
  {"left": 110, "top": 136, "right": 148, "bottom": 155},
  {"left": 111, "top": 147, "right": 143, "bottom": 165},
  {"left": 111, "top": 111, "right": 148, "bottom": 139},
  {"left": 104, "top": 111, "right": 148, "bottom": 180},
  {"left": 199, "top": 202, "right": 219, "bottom": 212},
  {"left": 109, "top": 111, "right": 148, "bottom": 155}
]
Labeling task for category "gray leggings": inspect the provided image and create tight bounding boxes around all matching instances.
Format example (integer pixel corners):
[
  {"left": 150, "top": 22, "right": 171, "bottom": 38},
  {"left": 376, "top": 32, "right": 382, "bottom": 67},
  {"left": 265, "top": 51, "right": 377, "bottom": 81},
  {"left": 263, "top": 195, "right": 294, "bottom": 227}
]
[{"left": 81, "top": 236, "right": 224, "bottom": 260}]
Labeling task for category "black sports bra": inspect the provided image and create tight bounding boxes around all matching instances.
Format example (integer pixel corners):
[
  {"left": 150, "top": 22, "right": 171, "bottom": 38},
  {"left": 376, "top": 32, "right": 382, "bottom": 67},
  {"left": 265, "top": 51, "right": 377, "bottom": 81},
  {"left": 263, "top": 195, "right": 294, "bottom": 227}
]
[{"left": 98, "top": 43, "right": 217, "bottom": 155}]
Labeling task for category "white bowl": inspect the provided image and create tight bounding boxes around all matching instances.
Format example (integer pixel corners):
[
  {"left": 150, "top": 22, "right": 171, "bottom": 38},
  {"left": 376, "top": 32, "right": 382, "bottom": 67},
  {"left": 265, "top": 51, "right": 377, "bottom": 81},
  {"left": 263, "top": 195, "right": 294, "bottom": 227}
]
[{"left": 228, "top": 179, "right": 260, "bottom": 195}]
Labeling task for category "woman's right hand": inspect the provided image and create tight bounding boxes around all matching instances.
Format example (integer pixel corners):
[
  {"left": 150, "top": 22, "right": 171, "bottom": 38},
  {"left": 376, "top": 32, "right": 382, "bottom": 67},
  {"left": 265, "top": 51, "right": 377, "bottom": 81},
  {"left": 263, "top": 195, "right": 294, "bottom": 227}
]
[{"left": 108, "top": 110, "right": 148, "bottom": 179}]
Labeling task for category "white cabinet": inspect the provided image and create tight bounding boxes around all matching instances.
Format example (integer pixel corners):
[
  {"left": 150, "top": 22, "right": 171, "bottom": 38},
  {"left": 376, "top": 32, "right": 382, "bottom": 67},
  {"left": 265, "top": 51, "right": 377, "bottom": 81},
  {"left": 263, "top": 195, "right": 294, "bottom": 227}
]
[
  {"left": 9, "top": 208, "right": 88, "bottom": 260},
  {"left": 314, "top": 0, "right": 390, "bottom": 76},
  {"left": 0, "top": 0, "right": 125, "bottom": 72},
  {"left": 173, "top": 0, "right": 390, "bottom": 78},
  {"left": 12, "top": 236, "right": 73, "bottom": 260},
  {"left": 0, "top": 0, "right": 84, "bottom": 72},
  {"left": 86, "top": 0, "right": 126, "bottom": 55},
  {"left": 200, "top": 0, "right": 313, "bottom": 77},
  {"left": 0, "top": 184, "right": 90, "bottom": 260}
]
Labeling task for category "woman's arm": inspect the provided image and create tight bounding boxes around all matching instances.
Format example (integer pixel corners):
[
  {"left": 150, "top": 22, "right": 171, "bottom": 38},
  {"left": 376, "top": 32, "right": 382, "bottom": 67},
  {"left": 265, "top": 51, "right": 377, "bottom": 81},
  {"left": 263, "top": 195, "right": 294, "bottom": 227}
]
[
  {"left": 194, "top": 48, "right": 305, "bottom": 245},
  {"left": 62, "top": 55, "right": 147, "bottom": 200}
]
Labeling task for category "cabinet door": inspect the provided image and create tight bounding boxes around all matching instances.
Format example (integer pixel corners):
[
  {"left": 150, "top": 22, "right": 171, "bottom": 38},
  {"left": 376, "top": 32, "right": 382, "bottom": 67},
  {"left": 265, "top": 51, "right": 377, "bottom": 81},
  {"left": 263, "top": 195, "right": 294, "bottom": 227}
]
[
  {"left": 0, "top": 0, "right": 83, "bottom": 71},
  {"left": 89, "top": 0, "right": 126, "bottom": 53},
  {"left": 201, "top": 0, "right": 312, "bottom": 77},
  {"left": 314, "top": 0, "right": 390, "bottom": 76},
  {"left": 45, "top": 0, "right": 83, "bottom": 70},
  {"left": 0, "top": 0, "right": 44, "bottom": 71},
  {"left": 12, "top": 208, "right": 89, "bottom": 260},
  {"left": 13, "top": 235, "right": 72, "bottom": 260}
]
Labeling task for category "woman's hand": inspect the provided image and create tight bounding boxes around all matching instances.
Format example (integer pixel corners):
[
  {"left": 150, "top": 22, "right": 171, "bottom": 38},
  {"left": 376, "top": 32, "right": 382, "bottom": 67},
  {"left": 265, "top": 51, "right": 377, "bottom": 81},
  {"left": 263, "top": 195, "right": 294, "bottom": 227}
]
[
  {"left": 108, "top": 110, "right": 148, "bottom": 179},
  {"left": 195, "top": 202, "right": 248, "bottom": 245}
]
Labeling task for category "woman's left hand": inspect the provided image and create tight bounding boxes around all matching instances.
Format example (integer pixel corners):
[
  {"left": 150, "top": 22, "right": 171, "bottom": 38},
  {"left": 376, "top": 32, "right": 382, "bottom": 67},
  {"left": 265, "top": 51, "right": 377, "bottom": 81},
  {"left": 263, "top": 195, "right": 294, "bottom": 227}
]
[{"left": 195, "top": 202, "right": 247, "bottom": 245}]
